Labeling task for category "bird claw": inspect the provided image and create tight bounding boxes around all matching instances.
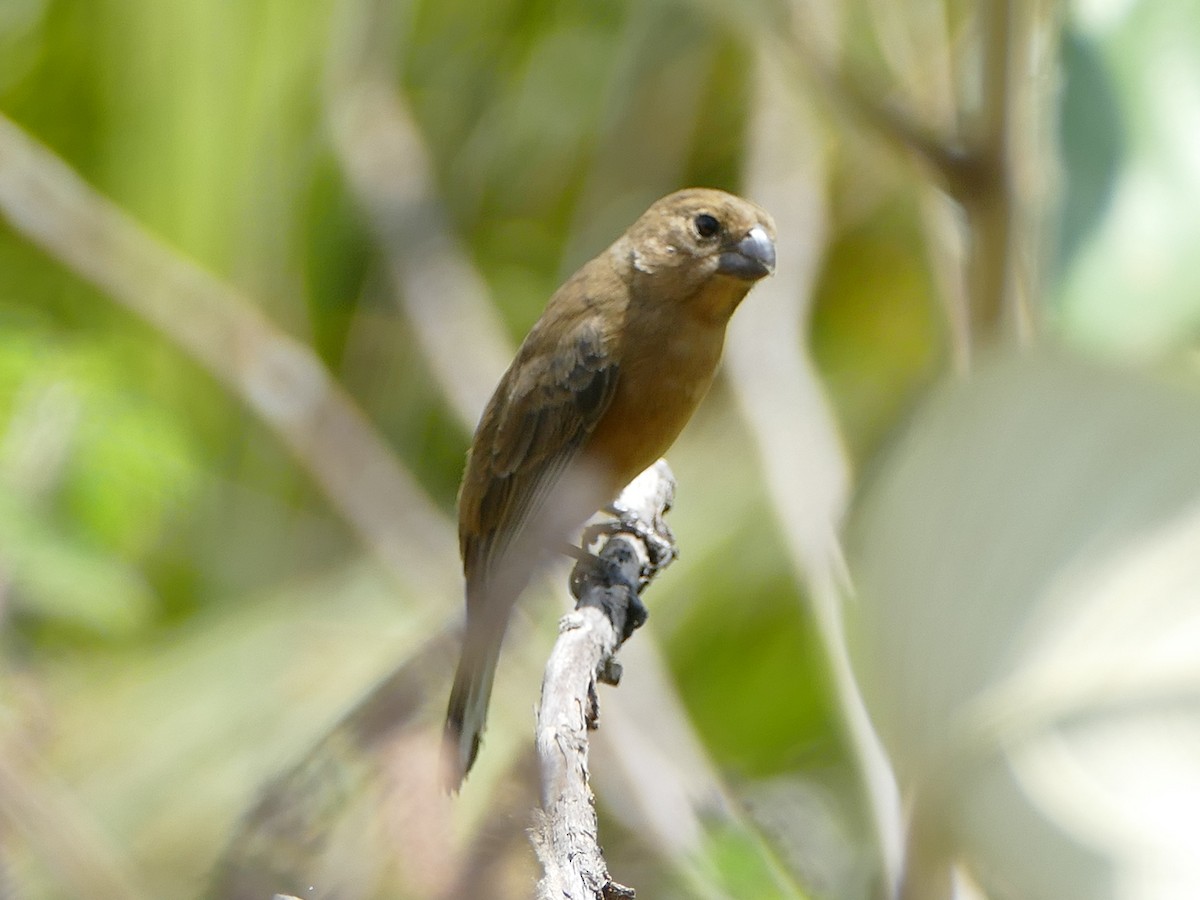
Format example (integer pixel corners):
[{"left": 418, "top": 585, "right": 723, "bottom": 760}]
[{"left": 583, "top": 503, "right": 678, "bottom": 572}]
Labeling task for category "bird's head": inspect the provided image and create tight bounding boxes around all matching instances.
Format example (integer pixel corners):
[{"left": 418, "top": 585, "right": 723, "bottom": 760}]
[{"left": 617, "top": 187, "right": 777, "bottom": 322}]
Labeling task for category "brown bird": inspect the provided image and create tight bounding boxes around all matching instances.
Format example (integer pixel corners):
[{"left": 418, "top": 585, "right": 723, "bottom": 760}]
[{"left": 444, "top": 188, "right": 776, "bottom": 788}]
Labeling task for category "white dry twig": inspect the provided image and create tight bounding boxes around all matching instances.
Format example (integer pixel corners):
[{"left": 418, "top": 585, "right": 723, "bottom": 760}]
[{"left": 532, "top": 461, "right": 677, "bottom": 900}]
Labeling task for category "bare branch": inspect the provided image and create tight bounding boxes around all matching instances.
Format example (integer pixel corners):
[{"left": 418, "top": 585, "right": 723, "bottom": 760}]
[{"left": 532, "top": 462, "right": 677, "bottom": 900}]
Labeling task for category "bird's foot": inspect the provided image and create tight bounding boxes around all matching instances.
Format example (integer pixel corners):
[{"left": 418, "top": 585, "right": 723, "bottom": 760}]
[
  {"left": 568, "top": 549, "right": 648, "bottom": 642},
  {"left": 568, "top": 549, "right": 639, "bottom": 599},
  {"left": 585, "top": 501, "right": 678, "bottom": 572}
]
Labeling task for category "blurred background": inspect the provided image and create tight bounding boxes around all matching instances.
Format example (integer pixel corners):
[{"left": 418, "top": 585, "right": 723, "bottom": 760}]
[{"left": 1, "top": 0, "right": 1199, "bottom": 898}]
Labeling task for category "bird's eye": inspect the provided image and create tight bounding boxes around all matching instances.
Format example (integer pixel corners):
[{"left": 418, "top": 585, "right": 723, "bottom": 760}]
[{"left": 693, "top": 213, "right": 720, "bottom": 239}]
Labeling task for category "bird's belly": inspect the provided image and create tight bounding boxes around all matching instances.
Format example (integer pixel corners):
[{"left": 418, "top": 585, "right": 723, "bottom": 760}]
[{"left": 583, "top": 333, "right": 721, "bottom": 493}]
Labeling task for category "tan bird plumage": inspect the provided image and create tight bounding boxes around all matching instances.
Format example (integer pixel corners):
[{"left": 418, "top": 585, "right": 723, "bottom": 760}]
[{"left": 444, "top": 188, "right": 776, "bottom": 788}]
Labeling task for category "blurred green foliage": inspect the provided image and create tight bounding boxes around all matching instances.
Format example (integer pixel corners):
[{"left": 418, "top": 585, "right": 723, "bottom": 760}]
[{"left": 0, "top": 0, "right": 1195, "bottom": 897}]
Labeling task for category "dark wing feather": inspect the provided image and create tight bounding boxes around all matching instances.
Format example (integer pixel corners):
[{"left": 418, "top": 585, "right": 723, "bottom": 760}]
[{"left": 459, "top": 316, "right": 619, "bottom": 591}]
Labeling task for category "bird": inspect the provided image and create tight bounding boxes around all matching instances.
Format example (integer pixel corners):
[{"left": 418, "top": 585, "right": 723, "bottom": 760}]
[{"left": 443, "top": 187, "right": 776, "bottom": 789}]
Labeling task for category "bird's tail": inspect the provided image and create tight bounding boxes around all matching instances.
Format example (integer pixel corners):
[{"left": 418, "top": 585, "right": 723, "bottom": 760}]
[{"left": 442, "top": 613, "right": 504, "bottom": 792}]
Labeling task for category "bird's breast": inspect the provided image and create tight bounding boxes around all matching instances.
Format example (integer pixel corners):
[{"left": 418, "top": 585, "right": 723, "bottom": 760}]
[{"left": 582, "top": 316, "right": 724, "bottom": 491}]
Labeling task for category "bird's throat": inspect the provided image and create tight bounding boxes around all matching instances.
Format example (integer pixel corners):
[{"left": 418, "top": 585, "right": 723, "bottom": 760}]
[{"left": 689, "top": 275, "right": 754, "bottom": 325}]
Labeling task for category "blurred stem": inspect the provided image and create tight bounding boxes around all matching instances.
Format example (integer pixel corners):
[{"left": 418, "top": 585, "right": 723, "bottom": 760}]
[
  {"left": 961, "top": 0, "right": 1017, "bottom": 343},
  {"left": 0, "top": 113, "right": 457, "bottom": 593},
  {"left": 325, "top": 0, "right": 514, "bottom": 429},
  {"left": 918, "top": 189, "right": 972, "bottom": 373},
  {"left": 898, "top": 801, "right": 953, "bottom": 900},
  {"left": 781, "top": 0, "right": 1029, "bottom": 359},
  {"left": 736, "top": 54, "right": 903, "bottom": 892}
]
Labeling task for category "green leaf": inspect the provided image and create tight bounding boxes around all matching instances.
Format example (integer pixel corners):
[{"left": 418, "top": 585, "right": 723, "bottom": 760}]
[
  {"left": 0, "top": 486, "right": 154, "bottom": 635},
  {"left": 849, "top": 349, "right": 1200, "bottom": 898}
]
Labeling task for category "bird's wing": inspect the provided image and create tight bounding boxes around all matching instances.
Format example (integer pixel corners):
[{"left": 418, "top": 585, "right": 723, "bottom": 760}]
[{"left": 459, "top": 314, "right": 620, "bottom": 588}]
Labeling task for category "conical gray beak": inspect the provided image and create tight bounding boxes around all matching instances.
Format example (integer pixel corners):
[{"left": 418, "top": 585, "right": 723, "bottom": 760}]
[{"left": 717, "top": 224, "right": 776, "bottom": 280}]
